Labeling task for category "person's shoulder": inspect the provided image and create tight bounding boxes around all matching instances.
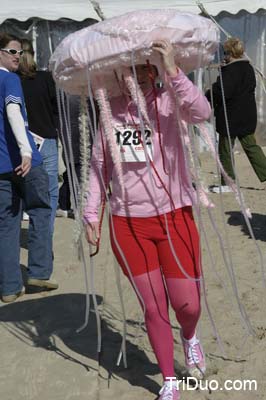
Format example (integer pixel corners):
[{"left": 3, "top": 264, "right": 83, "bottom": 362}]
[
  {"left": 36, "top": 69, "right": 49, "bottom": 75},
  {"left": 0, "top": 72, "right": 22, "bottom": 100},
  {"left": 0, "top": 68, "right": 9, "bottom": 75},
  {"left": 36, "top": 70, "right": 53, "bottom": 79},
  {"left": 243, "top": 60, "right": 254, "bottom": 70},
  {"left": 222, "top": 62, "right": 236, "bottom": 70},
  {"left": 233, "top": 59, "right": 254, "bottom": 75},
  {"left": 0, "top": 68, "right": 8, "bottom": 82},
  {"left": 4, "top": 71, "right": 21, "bottom": 86},
  {"left": 237, "top": 59, "right": 251, "bottom": 66},
  {"left": 227, "top": 59, "right": 250, "bottom": 69},
  {"left": 222, "top": 60, "right": 248, "bottom": 76},
  {"left": 34, "top": 70, "right": 52, "bottom": 81},
  {"left": 4, "top": 71, "right": 20, "bottom": 80}
]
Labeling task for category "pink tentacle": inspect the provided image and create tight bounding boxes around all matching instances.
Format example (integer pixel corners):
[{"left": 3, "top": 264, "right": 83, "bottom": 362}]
[
  {"left": 182, "top": 121, "right": 215, "bottom": 209},
  {"left": 123, "top": 69, "right": 150, "bottom": 125},
  {"left": 191, "top": 168, "right": 215, "bottom": 209},
  {"left": 94, "top": 79, "right": 125, "bottom": 198}
]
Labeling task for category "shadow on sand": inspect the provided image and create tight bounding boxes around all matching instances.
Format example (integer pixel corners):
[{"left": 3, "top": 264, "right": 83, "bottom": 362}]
[
  {"left": 226, "top": 211, "right": 266, "bottom": 242},
  {"left": 0, "top": 293, "right": 161, "bottom": 396}
]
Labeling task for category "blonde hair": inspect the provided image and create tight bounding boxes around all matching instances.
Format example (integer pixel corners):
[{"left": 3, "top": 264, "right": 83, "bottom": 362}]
[
  {"left": 223, "top": 37, "right": 244, "bottom": 59},
  {"left": 19, "top": 38, "right": 36, "bottom": 78}
]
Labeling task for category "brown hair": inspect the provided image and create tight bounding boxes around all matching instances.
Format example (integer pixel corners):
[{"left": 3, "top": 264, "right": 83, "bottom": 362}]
[
  {"left": 0, "top": 32, "right": 21, "bottom": 49},
  {"left": 18, "top": 38, "right": 37, "bottom": 79},
  {"left": 223, "top": 37, "right": 244, "bottom": 59}
]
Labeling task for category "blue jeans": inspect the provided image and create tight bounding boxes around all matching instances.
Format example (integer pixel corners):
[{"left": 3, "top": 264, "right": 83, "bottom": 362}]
[
  {"left": 0, "top": 165, "right": 53, "bottom": 296},
  {"left": 40, "top": 138, "right": 59, "bottom": 234}
]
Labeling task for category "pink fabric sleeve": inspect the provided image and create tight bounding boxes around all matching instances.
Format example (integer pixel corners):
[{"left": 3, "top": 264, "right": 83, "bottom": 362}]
[{"left": 169, "top": 70, "right": 211, "bottom": 123}]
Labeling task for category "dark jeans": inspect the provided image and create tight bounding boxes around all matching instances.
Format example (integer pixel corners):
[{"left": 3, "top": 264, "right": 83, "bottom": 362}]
[
  {"left": 0, "top": 165, "right": 53, "bottom": 296},
  {"left": 219, "top": 133, "right": 266, "bottom": 185}
]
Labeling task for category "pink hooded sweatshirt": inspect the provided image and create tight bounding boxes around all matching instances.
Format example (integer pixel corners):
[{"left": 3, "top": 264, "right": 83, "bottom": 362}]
[{"left": 83, "top": 70, "right": 211, "bottom": 223}]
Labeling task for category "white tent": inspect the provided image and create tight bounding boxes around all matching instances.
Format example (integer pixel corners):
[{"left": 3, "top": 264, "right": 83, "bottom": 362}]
[
  {"left": 0, "top": 1, "right": 266, "bottom": 139},
  {"left": 0, "top": 0, "right": 265, "bottom": 22}
]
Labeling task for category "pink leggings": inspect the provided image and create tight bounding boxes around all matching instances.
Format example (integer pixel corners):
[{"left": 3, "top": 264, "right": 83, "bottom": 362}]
[
  {"left": 110, "top": 207, "right": 201, "bottom": 378},
  {"left": 133, "top": 270, "right": 201, "bottom": 378}
]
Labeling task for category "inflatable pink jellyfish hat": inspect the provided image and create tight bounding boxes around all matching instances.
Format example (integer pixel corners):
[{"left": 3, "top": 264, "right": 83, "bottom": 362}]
[{"left": 50, "top": 9, "right": 220, "bottom": 197}]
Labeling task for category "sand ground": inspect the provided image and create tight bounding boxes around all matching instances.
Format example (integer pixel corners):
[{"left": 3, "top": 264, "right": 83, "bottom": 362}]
[{"left": 1, "top": 147, "right": 266, "bottom": 400}]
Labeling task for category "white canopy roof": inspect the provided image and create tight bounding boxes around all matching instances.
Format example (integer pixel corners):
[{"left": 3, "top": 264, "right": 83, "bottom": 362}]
[{"left": 1, "top": 0, "right": 265, "bottom": 24}]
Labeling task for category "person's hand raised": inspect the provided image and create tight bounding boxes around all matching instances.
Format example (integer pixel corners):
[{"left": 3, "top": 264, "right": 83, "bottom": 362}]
[{"left": 152, "top": 39, "right": 179, "bottom": 77}]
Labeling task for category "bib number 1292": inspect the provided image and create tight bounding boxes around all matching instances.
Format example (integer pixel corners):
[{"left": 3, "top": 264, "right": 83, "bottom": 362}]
[
  {"left": 115, "top": 129, "right": 151, "bottom": 146},
  {"left": 115, "top": 127, "right": 153, "bottom": 162}
]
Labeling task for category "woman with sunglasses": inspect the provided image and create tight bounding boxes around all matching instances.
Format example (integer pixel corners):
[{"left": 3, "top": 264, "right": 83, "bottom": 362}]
[
  {"left": 84, "top": 39, "right": 211, "bottom": 400},
  {"left": 0, "top": 33, "right": 58, "bottom": 304}
]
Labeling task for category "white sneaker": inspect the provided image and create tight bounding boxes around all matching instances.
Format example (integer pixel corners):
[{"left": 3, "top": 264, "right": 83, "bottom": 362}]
[
  {"left": 209, "top": 185, "right": 232, "bottom": 194},
  {"left": 27, "top": 278, "right": 59, "bottom": 290},
  {"left": 23, "top": 212, "right": 29, "bottom": 221},
  {"left": 1, "top": 286, "right": 25, "bottom": 303},
  {"left": 56, "top": 208, "right": 68, "bottom": 218},
  {"left": 159, "top": 382, "right": 180, "bottom": 400},
  {"left": 180, "top": 331, "right": 206, "bottom": 379}
]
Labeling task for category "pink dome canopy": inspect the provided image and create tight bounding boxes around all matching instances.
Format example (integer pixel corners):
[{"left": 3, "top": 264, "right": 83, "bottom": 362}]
[{"left": 50, "top": 9, "right": 220, "bottom": 95}]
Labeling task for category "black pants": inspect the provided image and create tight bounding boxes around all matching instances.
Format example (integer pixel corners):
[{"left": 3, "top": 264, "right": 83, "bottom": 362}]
[
  {"left": 59, "top": 163, "right": 81, "bottom": 210},
  {"left": 219, "top": 133, "right": 266, "bottom": 185}
]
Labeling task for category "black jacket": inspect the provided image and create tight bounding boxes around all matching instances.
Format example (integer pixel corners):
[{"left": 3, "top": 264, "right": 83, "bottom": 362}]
[
  {"left": 20, "top": 71, "right": 58, "bottom": 139},
  {"left": 206, "top": 59, "right": 257, "bottom": 138}
]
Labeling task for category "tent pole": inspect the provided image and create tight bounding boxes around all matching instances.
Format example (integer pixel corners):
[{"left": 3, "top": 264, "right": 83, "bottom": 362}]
[
  {"left": 46, "top": 20, "right": 54, "bottom": 55},
  {"left": 32, "top": 22, "right": 38, "bottom": 63}
]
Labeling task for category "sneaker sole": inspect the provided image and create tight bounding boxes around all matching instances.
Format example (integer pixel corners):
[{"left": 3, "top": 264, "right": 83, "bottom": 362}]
[
  {"left": 27, "top": 279, "right": 58, "bottom": 290},
  {"left": 56, "top": 210, "right": 68, "bottom": 218},
  {"left": 188, "top": 365, "right": 206, "bottom": 380},
  {"left": 1, "top": 287, "right": 25, "bottom": 303}
]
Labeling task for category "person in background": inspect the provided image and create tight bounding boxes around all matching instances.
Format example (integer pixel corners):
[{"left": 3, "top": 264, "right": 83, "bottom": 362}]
[
  {"left": 18, "top": 38, "right": 59, "bottom": 232},
  {"left": 57, "top": 94, "right": 81, "bottom": 218},
  {"left": 206, "top": 37, "right": 266, "bottom": 193},
  {"left": 0, "top": 33, "right": 58, "bottom": 303}
]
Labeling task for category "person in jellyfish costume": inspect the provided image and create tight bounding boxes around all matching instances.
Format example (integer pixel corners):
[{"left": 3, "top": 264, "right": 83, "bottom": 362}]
[{"left": 50, "top": 10, "right": 255, "bottom": 400}]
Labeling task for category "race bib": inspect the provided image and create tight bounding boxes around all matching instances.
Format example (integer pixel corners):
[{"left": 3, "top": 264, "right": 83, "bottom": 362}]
[
  {"left": 29, "top": 131, "right": 45, "bottom": 151},
  {"left": 115, "top": 125, "right": 153, "bottom": 162}
]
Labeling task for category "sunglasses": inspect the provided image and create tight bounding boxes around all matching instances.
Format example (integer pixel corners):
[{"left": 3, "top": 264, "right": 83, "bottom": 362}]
[{"left": 1, "top": 48, "right": 24, "bottom": 56}]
